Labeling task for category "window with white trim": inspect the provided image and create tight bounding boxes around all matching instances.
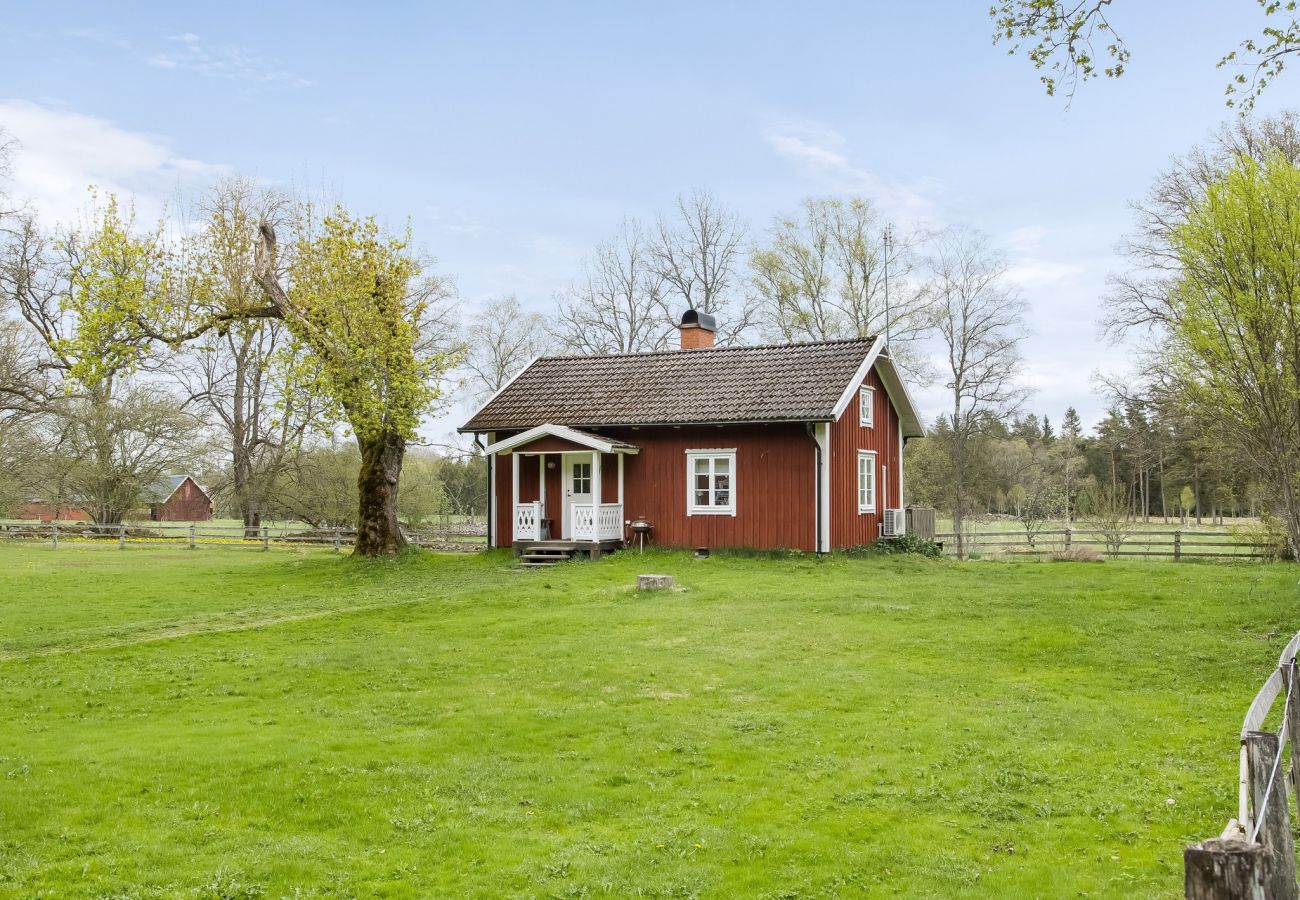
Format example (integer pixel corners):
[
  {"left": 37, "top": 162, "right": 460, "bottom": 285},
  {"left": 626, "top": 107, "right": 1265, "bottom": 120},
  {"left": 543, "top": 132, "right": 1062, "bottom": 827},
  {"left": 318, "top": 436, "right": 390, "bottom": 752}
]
[
  {"left": 859, "top": 386, "right": 875, "bottom": 427},
  {"left": 857, "top": 451, "right": 877, "bottom": 513},
  {"left": 686, "top": 449, "right": 736, "bottom": 516}
]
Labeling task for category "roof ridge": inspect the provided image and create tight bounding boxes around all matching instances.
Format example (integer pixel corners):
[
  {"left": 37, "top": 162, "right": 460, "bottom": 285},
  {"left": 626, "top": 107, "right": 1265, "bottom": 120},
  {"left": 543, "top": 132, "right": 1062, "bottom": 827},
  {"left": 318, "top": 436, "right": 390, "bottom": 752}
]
[{"left": 535, "top": 335, "right": 878, "bottom": 363}]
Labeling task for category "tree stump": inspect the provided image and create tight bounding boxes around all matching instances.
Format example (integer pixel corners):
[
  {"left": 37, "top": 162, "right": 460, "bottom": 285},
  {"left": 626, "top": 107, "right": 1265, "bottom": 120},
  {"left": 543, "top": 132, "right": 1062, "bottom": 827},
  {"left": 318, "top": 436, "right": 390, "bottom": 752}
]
[{"left": 637, "top": 574, "right": 674, "bottom": 590}]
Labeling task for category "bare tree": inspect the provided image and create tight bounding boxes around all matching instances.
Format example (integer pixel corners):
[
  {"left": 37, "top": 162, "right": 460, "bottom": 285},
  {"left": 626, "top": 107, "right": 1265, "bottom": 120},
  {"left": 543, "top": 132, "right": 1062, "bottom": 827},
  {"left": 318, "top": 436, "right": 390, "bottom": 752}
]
[
  {"left": 172, "top": 178, "right": 314, "bottom": 536},
  {"left": 650, "top": 190, "right": 755, "bottom": 344},
  {"left": 551, "top": 219, "right": 672, "bottom": 354},
  {"left": 462, "top": 295, "right": 549, "bottom": 400},
  {"left": 925, "top": 226, "right": 1029, "bottom": 557},
  {"left": 40, "top": 384, "right": 203, "bottom": 525},
  {"left": 749, "top": 197, "right": 930, "bottom": 376}
]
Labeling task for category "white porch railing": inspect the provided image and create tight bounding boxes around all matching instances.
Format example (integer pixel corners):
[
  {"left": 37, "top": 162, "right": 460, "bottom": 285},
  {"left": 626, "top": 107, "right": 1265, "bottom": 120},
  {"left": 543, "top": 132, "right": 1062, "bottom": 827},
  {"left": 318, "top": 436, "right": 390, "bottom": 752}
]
[
  {"left": 572, "top": 503, "right": 624, "bottom": 541},
  {"left": 514, "top": 501, "right": 544, "bottom": 541}
]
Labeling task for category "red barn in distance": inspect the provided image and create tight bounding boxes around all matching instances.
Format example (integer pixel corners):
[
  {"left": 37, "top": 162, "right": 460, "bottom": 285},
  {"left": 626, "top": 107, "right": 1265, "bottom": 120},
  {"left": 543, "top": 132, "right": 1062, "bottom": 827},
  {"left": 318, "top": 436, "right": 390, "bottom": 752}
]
[
  {"left": 144, "top": 475, "right": 214, "bottom": 522},
  {"left": 460, "top": 310, "right": 926, "bottom": 563},
  {"left": 15, "top": 475, "right": 214, "bottom": 523}
]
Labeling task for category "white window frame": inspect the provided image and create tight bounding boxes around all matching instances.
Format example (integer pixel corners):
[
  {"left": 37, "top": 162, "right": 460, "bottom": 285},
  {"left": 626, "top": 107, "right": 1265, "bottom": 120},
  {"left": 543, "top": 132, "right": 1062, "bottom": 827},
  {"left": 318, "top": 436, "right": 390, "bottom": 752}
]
[
  {"left": 686, "top": 449, "right": 737, "bottom": 516},
  {"left": 859, "top": 385, "right": 875, "bottom": 427},
  {"left": 857, "top": 450, "right": 877, "bottom": 514}
]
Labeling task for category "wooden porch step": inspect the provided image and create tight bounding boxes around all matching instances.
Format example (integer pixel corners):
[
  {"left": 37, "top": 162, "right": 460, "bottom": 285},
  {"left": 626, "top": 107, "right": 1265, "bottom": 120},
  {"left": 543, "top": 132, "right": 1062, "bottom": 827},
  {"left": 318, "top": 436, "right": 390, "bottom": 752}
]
[{"left": 519, "top": 547, "right": 575, "bottom": 567}]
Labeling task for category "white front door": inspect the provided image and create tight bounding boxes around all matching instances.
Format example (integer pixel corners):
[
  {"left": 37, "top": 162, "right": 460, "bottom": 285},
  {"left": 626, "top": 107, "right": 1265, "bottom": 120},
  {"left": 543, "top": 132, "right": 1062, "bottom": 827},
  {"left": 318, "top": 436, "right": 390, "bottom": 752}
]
[{"left": 562, "top": 454, "right": 593, "bottom": 539}]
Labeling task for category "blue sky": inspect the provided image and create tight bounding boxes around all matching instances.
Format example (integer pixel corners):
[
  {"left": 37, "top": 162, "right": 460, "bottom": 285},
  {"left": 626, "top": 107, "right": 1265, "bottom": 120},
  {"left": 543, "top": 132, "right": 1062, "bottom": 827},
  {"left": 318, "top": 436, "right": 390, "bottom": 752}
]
[{"left": 1, "top": 1, "right": 1293, "bottom": 440}]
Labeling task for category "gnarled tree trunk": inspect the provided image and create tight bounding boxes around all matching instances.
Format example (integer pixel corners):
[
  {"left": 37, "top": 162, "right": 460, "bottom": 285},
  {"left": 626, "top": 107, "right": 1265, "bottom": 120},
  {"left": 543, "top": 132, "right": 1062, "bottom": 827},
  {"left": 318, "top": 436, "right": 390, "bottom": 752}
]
[{"left": 355, "top": 429, "right": 407, "bottom": 557}]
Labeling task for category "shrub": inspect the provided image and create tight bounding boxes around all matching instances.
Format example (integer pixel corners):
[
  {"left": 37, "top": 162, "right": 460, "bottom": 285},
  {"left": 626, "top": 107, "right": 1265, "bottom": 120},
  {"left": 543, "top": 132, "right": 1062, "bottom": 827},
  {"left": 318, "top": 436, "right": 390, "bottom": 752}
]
[
  {"left": 1048, "top": 546, "right": 1102, "bottom": 563},
  {"left": 1231, "top": 512, "right": 1292, "bottom": 561},
  {"left": 848, "top": 534, "right": 943, "bottom": 558}
]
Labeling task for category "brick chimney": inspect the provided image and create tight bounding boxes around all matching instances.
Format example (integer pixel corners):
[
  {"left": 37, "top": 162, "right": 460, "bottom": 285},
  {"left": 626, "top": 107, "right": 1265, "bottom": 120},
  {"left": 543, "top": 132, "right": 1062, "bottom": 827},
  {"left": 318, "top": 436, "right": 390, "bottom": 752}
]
[{"left": 679, "top": 309, "right": 716, "bottom": 350}]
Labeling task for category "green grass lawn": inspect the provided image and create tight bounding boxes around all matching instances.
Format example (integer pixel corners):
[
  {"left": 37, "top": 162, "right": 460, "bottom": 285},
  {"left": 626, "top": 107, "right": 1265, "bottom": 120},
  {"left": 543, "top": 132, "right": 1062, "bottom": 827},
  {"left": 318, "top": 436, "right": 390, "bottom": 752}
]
[{"left": 1, "top": 546, "right": 1296, "bottom": 898}]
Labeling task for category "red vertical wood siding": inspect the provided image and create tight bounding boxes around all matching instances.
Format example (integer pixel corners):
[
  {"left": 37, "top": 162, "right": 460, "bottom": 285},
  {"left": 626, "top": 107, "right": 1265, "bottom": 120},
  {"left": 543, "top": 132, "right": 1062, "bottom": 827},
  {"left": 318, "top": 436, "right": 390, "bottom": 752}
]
[
  {"left": 491, "top": 369, "right": 907, "bottom": 552},
  {"left": 156, "top": 478, "right": 213, "bottom": 522},
  {"left": 608, "top": 424, "right": 816, "bottom": 551},
  {"left": 493, "top": 424, "right": 817, "bottom": 549},
  {"left": 828, "top": 368, "right": 901, "bottom": 548}
]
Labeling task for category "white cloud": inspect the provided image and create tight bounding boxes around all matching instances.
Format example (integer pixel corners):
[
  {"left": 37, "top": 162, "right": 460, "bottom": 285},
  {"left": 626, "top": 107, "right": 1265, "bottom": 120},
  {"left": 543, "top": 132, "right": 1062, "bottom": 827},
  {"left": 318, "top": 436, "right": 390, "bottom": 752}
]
[
  {"left": 762, "top": 120, "right": 939, "bottom": 224},
  {"left": 0, "top": 99, "right": 228, "bottom": 225},
  {"left": 144, "top": 33, "right": 313, "bottom": 88}
]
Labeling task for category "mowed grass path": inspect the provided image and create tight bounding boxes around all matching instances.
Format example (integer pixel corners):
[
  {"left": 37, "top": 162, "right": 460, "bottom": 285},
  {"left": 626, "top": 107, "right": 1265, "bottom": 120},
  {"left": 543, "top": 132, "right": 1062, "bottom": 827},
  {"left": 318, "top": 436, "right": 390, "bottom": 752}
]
[{"left": 1, "top": 547, "right": 1296, "bottom": 898}]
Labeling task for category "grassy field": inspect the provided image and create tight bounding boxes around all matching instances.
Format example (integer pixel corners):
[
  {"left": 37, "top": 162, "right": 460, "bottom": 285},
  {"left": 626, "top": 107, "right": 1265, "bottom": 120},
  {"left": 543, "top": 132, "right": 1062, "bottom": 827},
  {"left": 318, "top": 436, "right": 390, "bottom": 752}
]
[{"left": 0, "top": 546, "right": 1296, "bottom": 897}]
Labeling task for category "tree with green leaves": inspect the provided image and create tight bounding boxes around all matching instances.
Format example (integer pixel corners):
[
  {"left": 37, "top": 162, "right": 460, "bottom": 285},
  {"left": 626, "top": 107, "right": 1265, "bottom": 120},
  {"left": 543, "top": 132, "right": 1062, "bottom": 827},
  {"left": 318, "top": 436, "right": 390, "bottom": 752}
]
[
  {"left": 56, "top": 200, "right": 461, "bottom": 557},
  {"left": 1, "top": 194, "right": 202, "bottom": 524},
  {"left": 1110, "top": 132, "right": 1300, "bottom": 555},
  {"left": 251, "top": 210, "right": 461, "bottom": 556},
  {"left": 991, "top": 0, "right": 1299, "bottom": 109}
]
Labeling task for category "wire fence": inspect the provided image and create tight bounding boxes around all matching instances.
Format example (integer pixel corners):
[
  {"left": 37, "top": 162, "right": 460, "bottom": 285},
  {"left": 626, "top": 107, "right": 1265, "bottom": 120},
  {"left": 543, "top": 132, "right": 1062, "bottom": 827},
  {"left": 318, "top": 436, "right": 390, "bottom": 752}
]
[
  {"left": 0, "top": 522, "right": 486, "bottom": 552},
  {"left": 1184, "top": 632, "right": 1300, "bottom": 898}
]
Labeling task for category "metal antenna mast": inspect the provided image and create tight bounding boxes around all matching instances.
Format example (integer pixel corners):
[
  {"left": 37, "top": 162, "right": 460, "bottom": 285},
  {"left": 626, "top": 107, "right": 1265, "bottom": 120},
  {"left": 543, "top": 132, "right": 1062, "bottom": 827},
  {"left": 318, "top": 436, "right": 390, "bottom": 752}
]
[{"left": 883, "top": 222, "right": 894, "bottom": 350}]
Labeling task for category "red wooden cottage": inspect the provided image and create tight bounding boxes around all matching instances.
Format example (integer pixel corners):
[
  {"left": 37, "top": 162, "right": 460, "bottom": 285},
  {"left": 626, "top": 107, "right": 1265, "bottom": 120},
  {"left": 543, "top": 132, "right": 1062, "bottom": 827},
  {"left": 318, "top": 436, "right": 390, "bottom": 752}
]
[{"left": 460, "top": 312, "right": 924, "bottom": 558}]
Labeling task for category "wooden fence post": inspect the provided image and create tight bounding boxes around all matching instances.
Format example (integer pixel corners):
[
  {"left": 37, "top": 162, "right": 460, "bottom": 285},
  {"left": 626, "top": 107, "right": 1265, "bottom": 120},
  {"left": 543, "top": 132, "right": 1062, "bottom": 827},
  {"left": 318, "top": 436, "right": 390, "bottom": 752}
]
[
  {"left": 1185, "top": 839, "right": 1269, "bottom": 899},
  {"left": 1064, "top": 526, "right": 1072, "bottom": 553},
  {"left": 261, "top": 525, "right": 269, "bottom": 552},
  {"left": 1287, "top": 660, "right": 1300, "bottom": 822},
  {"left": 118, "top": 523, "right": 125, "bottom": 550},
  {"left": 188, "top": 524, "right": 196, "bottom": 550},
  {"left": 1246, "top": 730, "right": 1299, "bottom": 900},
  {"left": 1175, "top": 530, "right": 1182, "bottom": 562},
  {"left": 51, "top": 522, "right": 58, "bottom": 549},
  {"left": 332, "top": 527, "right": 340, "bottom": 551}
]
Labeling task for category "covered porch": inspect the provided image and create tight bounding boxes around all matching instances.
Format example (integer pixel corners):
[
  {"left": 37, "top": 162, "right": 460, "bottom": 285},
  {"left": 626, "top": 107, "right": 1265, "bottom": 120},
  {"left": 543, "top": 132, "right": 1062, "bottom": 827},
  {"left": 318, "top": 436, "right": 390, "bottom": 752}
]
[{"left": 485, "top": 424, "right": 638, "bottom": 551}]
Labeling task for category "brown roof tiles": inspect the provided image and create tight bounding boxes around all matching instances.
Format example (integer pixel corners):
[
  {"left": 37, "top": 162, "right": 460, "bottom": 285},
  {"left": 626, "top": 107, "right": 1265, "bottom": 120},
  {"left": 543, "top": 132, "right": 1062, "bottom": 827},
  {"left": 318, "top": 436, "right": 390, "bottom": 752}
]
[{"left": 461, "top": 338, "right": 879, "bottom": 432}]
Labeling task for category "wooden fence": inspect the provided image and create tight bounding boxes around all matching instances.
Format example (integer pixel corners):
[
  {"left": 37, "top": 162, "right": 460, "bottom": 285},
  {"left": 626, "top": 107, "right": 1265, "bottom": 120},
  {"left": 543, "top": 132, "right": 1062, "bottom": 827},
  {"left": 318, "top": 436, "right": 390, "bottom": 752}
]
[
  {"left": 0, "top": 522, "right": 484, "bottom": 552},
  {"left": 933, "top": 528, "right": 1271, "bottom": 561},
  {"left": 1185, "top": 632, "right": 1300, "bottom": 898}
]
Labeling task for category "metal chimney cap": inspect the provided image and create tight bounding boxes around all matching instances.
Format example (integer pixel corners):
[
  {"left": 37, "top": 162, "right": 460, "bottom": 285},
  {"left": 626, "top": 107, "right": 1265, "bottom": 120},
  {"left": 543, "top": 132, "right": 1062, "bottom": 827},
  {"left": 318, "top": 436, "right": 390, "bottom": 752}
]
[{"left": 679, "top": 309, "right": 717, "bottom": 331}]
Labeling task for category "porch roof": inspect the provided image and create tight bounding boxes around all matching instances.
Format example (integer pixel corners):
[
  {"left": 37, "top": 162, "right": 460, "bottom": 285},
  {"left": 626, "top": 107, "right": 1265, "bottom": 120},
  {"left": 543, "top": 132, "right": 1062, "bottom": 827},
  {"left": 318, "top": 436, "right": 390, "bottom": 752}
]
[{"left": 483, "top": 423, "right": 639, "bottom": 456}]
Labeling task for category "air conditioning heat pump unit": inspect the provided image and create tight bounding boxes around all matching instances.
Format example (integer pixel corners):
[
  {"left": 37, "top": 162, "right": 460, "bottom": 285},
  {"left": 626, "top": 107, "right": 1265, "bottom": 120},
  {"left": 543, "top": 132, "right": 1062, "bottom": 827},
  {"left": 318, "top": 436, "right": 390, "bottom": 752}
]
[{"left": 880, "top": 509, "right": 907, "bottom": 538}]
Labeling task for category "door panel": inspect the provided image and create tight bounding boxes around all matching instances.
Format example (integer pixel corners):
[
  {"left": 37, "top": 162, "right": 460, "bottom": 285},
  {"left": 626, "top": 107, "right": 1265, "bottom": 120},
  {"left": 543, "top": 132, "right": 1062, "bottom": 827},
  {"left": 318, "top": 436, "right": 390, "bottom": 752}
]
[{"left": 563, "top": 456, "right": 593, "bottom": 538}]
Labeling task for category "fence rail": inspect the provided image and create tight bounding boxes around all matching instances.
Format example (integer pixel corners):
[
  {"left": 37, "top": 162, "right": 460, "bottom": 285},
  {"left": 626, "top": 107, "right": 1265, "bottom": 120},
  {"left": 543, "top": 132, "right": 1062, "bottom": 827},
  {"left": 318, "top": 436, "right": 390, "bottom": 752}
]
[
  {"left": 1184, "top": 633, "right": 1300, "bottom": 898},
  {"left": 933, "top": 527, "right": 1271, "bottom": 561},
  {"left": 0, "top": 522, "right": 485, "bottom": 552}
]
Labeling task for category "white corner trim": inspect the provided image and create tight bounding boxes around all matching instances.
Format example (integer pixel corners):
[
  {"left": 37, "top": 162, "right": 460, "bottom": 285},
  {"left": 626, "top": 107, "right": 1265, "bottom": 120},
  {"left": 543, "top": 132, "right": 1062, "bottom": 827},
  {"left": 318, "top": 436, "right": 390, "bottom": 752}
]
[
  {"left": 814, "top": 423, "right": 830, "bottom": 553},
  {"left": 487, "top": 432, "right": 497, "bottom": 546},
  {"left": 832, "top": 340, "right": 886, "bottom": 421},
  {"left": 898, "top": 419, "right": 905, "bottom": 507},
  {"left": 483, "top": 422, "right": 638, "bottom": 456}
]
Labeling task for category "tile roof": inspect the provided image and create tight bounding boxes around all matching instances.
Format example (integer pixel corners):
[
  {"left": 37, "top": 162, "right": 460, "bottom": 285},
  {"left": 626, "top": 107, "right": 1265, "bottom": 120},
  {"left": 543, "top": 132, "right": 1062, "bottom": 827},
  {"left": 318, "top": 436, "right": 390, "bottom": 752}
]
[
  {"left": 143, "top": 475, "right": 206, "bottom": 503},
  {"left": 461, "top": 337, "right": 879, "bottom": 432}
]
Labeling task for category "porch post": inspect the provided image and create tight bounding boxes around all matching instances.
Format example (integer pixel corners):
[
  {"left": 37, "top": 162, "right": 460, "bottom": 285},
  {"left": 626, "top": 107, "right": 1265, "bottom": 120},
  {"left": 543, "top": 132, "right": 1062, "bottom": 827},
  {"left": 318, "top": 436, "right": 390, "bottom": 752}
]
[
  {"left": 617, "top": 453, "right": 625, "bottom": 503},
  {"left": 538, "top": 454, "right": 546, "bottom": 512},
  {"left": 512, "top": 452, "right": 520, "bottom": 541},
  {"left": 591, "top": 450, "right": 602, "bottom": 553}
]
